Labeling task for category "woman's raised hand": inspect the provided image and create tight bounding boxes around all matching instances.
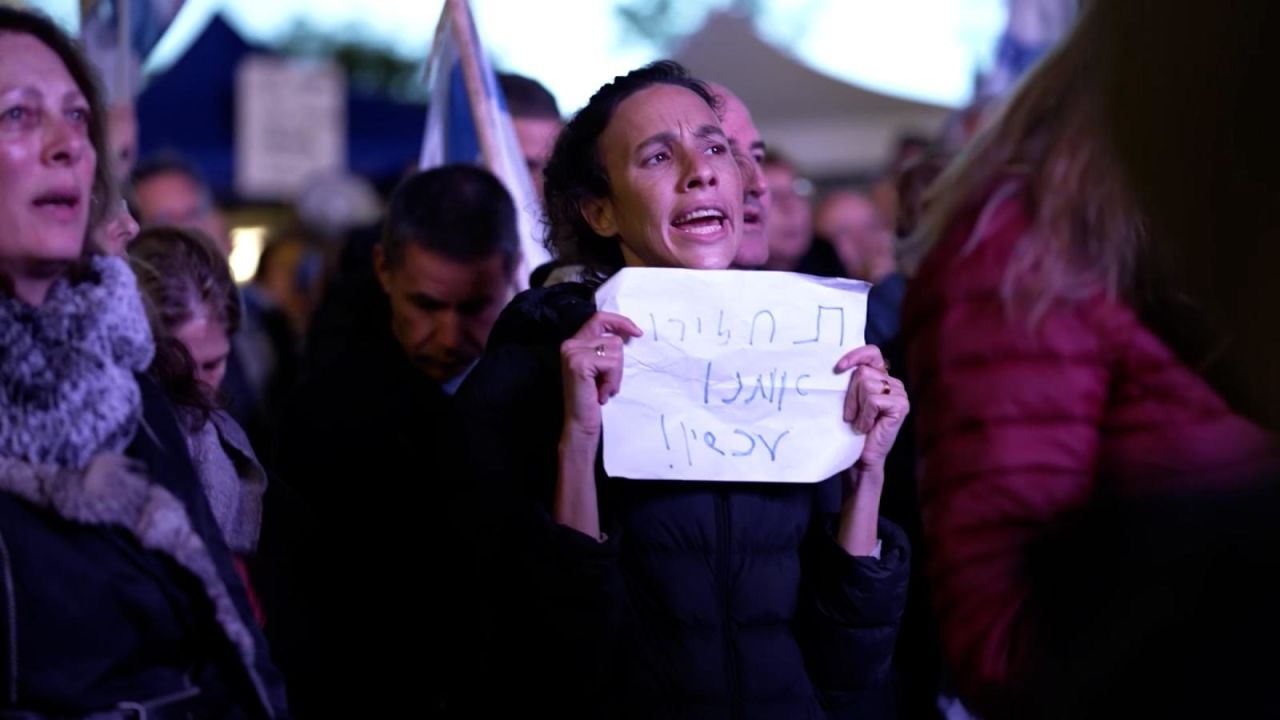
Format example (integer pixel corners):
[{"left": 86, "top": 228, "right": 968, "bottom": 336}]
[
  {"left": 834, "top": 344, "right": 910, "bottom": 471},
  {"left": 560, "top": 311, "right": 644, "bottom": 437}
]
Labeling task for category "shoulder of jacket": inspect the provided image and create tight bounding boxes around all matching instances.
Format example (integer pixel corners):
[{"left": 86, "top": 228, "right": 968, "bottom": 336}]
[{"left": 490, "top": 282, "right": 598, "bottom": 348}]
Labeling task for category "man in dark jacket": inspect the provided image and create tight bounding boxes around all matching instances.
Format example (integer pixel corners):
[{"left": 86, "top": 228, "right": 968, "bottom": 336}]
[{"left": 260, "top": 165, "right": 519, "bottom": 717}]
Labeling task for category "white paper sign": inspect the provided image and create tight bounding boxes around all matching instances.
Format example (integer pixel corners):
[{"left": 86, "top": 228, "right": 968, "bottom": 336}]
[
  {"left": 597, "top": 268, "right": 870, "bottom": 483},
  {"left": 235, "top": 55, "right": 346, "bottom": 200}
]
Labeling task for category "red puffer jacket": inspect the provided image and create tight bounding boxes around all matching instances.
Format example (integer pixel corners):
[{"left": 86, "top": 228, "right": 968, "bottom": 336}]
[{"left": 902, "top": 179, "right": 1279, "bottom": 716}]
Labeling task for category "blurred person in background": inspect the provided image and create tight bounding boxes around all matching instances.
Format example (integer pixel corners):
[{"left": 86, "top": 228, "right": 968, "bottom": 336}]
[
  {"left": 500, "top": 72, "right": 570, "bottom": 288},
  {"left": 89, "top": 54, "right": 142, "bottom": 259},
  {"left": 814, "top": 190, "right": 895, "bottom": 284},
  {"left": 130, "top": 152, "right": 267, "bottom": 456},
  {"left": 761, "top": 151, "right": 840, "bottom": 275},
  {"left": 105, "top": 101, "right": 137, "bottom": 181},
  {"left": 869, "top": 134, "right": 930, "bottom": 236},
  {"left": 91, "top": 67, "right": 141, "bottom": 257},
  {"left": 709, "top": 82, "right": 771, "bottom": 269},
  {"left": 810, "top": 158, "right": 950, "bottom": 720},
  {"left": 292, "top": 168, "right": 382, "bottom": 283},
  {"left": 90, "top": 186, "right": 139, "bottom": 255},
  {"left": 898, "top": 1, "right": 1280, "bottom": 716},
  {"left": 876, "top": 149, "right": 954, "bottom": 720},
  {"left": 814, "top": 189, "right": 905, "bottom": 348},
  {"left": 237, "top": 228, "right": 325, "bottom": 441},
  {"left": 0, "top": 8, "right": 286, "bottom": 716},
  {"left": 499, "top": 72, "right": 562, "bottom": 203},
  {"left": 287, "top": 170, "right": 384, "bottom": 380},
  {"left": 894, "top": 152, "right": 949, "bottom": 241},
  {"left": 129, "top": 226, "right": 269, "bottom": 621},
  {"left": 131, "top": 154, "right": 228, "bottom": 254}
]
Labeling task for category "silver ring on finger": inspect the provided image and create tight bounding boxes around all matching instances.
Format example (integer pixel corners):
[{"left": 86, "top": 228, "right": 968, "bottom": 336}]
[{"left": 595, "top": 345, "right": 606, "bottom": 357}]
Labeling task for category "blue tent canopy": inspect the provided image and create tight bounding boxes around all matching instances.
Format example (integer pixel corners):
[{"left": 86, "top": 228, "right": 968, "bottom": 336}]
[{"left": 137, "top": 15, "right": 425, "bottom": 202}]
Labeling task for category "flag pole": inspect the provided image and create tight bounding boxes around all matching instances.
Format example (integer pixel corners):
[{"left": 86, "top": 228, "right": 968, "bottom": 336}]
[
  {"left": 446, "top": 0, "right": 501, "bottom": 171},
  {"left": 116, "top": 0, "right": 131, "bottom": 100}
]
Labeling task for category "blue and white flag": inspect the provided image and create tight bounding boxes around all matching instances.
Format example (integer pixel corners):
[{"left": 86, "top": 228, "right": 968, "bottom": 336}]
[
  {"left": 979, "top": 0, "right": 1077, "bottom": 99},
  {"left": 419, "top": 0, "right": 549, "bottom": 289}
]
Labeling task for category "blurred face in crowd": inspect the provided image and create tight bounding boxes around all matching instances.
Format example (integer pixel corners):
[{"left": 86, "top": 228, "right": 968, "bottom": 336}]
[
  {"left": 174, "top": 303, "right": 231, "bottom": 394},
  {"left": 816, "top": 190, "right": 896, "bottom": 282},
  {"left": 375, "top": 241, "right": 511, "bottom": 384},
  {"left": 584, "top": 83, "right": 743, "bottom": 270},
  {"left": 763, "top": 161, "right": 812, "bottom": 270},
  {"left": 106, "top": 102, "right": 137, "bottom": 181},
  {"left": 255, "top": 236, "right": 321, "bottom": 336},
  {"left": 92, "top": 195, "right": 139, "bottom": 255},
  {"left": 513, "top": 115, "right": 561, "bottom": 202},
  {"left": 0, "top": 32, "right": 96, "bottom": 301},
  {"left": 133, "top": 169, "right": 228, "bottom": 254},
  {"left": 709, "top": 83, "right": 770, "bottom": 269}
]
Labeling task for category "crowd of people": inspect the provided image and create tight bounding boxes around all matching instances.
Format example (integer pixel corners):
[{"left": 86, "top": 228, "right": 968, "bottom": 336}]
[{"left": 2, "top": 2, "right": 1278, "bottom": 718}]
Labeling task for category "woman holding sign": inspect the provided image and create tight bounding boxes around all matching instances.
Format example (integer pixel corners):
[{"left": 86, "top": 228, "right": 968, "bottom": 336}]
[{"left": 458, "top": 61, "right": 909, "bottom": 719}]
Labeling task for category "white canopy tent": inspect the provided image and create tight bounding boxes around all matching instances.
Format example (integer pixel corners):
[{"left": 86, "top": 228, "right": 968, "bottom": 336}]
[{"left": 673, "top": 12, "right": 952, "bottom": 178}]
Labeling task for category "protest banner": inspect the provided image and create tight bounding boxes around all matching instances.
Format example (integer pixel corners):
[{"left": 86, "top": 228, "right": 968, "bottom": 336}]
[{"left": 598, "top": 268, "right": 870, "bottom": 483}]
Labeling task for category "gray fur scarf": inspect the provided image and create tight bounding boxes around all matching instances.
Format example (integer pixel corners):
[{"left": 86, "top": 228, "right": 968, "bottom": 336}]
[{"left": 0, "top": 255, "right": 153, "bottom": 467}]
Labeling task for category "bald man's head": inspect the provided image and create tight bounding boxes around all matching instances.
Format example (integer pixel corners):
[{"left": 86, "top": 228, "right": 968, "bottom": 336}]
[{"left": 709, "top": 82, "right": 770, "bottom": 268}]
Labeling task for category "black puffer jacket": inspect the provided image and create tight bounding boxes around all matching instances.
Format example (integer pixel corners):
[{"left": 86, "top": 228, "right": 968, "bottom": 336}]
[{"left": 458, "top": 282, "right": 909, "bottom": 720}]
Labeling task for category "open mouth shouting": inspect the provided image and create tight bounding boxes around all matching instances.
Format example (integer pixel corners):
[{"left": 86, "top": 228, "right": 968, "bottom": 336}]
[{"left": 671, "top": 204, "right": 731, "bottom": 241}]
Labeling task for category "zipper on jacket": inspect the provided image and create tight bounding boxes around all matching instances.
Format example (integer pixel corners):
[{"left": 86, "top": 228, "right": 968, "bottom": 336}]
[
  {"left": 0, "top": 530, "right": 17, "bottom": 705},
  {"left": 715, "top": 490, "right": 742, "bottom": 719}
]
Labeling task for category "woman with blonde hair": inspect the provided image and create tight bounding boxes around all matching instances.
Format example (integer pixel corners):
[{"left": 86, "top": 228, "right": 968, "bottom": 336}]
[{"left": 900, "top": 1, "right": 1279, "bottom": 715}]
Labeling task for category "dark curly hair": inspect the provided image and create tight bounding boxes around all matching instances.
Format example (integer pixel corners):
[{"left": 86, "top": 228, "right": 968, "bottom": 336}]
[{"left": 542, "top": 60, "right": 719, "bottom": 284}]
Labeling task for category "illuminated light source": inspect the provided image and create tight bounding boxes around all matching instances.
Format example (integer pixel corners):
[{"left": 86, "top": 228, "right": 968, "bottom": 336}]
[{"left": 228, "top": 225, "right": 267, "bottom": 285}]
